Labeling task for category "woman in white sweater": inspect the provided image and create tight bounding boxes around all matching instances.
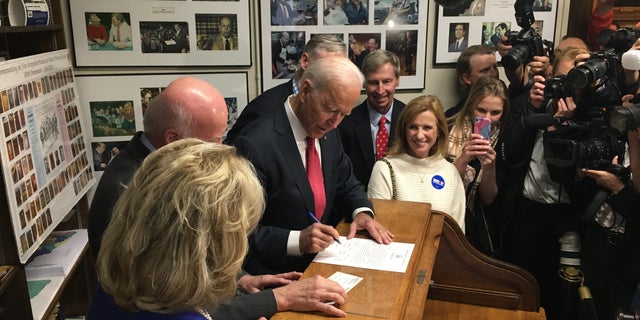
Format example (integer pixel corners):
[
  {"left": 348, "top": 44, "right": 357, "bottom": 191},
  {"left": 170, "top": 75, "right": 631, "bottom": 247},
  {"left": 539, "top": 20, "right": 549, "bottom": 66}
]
[{"left": 367, "top": 95, "right": 466, "bottom": 231}]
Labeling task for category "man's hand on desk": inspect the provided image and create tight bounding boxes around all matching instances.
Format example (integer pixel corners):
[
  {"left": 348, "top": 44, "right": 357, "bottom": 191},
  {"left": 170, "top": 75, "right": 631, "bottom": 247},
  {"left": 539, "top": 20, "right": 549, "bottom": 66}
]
[
  {"left": 300, "top": 223, "right": 341, "bottom": 254},
  {"left": 348, "top": 213, "right": 394, "bottom": 244},
  {"left": 238, "top": 271, "right": 303, "bottom": 293},
  {"left": 273, "top": 275, "right": 347, "bottom": 317}
]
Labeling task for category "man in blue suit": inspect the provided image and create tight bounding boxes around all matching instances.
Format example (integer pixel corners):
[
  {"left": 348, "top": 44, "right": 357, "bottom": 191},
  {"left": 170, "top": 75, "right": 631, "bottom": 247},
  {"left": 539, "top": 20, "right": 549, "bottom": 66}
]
[
  {"left": 233, "top": 56, "right": 394, "bottom": 275},
  {"left": 338, "top": 50, "right": 405, "bottom": 189},
  {"left": 225, "top": 35, "right": 346, "bottom": 143}
]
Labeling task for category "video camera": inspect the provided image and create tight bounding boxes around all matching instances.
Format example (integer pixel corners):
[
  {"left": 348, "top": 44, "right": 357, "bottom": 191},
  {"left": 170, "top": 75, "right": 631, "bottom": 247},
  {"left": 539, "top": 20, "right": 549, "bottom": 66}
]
[
  {"left": 501, "top": 0, "right": 553, "bottom": 70},
  {"left": 531, "top": 62, "right": 625, "bottom": 169},
  {"left": 543, "top": 117, "right": 626, "bottom": 169}
]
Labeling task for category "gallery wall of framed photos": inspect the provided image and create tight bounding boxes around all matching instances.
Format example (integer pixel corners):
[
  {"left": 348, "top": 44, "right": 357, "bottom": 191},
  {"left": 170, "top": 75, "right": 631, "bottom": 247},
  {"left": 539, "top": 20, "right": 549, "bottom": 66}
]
[
  {"left": 75, "top": 72, "right": 249, "bottom": 173},
  {"left": 65, "top": 0, "right": 570, "bottom": 112},
  {"left": 434, "top": 0, "right": 558, "bottom": 65},
  {"left": 69, "top": 0, "right": 251, "bottom": 67},
  {"left": 260, "top": 0, "right": 430, "bottom": 91}
]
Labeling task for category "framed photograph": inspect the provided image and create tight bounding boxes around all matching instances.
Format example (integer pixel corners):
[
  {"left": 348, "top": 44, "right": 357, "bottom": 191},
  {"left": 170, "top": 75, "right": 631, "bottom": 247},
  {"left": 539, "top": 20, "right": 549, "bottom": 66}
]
[
  {"left": 434, "top": 0, "right": 557, "bottom": 65},
  {"left": 75, "top": 72, "right": 249, "bottom": 142},
  {"left": 260, "top": 0, "right": 429, "bottom": 91},
  {"left": 69, "top": 0, "right": 250, "bottom": 67}
]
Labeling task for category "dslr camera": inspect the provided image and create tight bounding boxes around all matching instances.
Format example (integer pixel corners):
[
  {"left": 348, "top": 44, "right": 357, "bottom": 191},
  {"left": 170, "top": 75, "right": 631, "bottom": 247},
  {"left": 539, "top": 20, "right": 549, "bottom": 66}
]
[
  {"left": 502, "top": 28, "right": 546, "bottom": 70},
  {"left": 544, "top": 75, "right": 574, "bottom": 99},
  {"left": 598, "top": 27, "right": 640, "bottom": 53},
  {"left": 567, "top": 49, "right": 621, "bottom": 89},
  {"left": 501, "top": 0, "right": 551, "bottom": 70}
]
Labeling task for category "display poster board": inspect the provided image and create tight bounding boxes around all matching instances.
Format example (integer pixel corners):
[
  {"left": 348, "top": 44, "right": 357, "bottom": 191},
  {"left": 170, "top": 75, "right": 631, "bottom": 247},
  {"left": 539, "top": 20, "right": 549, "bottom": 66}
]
[
  {"left": 0, "top": 50, "right": 95, "bottom": 263},
  {"left": 434, "top": 0, "right": 557, "bottom": 65},
  {"left": 75, "top": 72, "right": 249, "bottom": 172},
  {"left": 69, "top": 0, "right": 251, "bottom": 67},
  {"left": 260, "top": 0, "right": 428, "bottom": 91}
]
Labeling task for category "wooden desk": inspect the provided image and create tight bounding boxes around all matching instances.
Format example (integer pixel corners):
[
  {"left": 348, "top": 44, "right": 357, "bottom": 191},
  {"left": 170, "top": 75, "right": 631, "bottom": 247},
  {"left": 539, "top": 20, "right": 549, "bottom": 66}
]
[{"left": 272, "top": 199, "right": 546, "bottom": 320}]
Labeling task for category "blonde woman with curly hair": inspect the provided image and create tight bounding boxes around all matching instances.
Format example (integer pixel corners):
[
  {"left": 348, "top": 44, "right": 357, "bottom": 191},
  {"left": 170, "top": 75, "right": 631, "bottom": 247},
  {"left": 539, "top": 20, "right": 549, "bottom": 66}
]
[
  {"left": 90, "top": 139, "right": 265, "bottom": 319},
  {"left": 446, "top": 76, "right": 510, "bottom": 255}
]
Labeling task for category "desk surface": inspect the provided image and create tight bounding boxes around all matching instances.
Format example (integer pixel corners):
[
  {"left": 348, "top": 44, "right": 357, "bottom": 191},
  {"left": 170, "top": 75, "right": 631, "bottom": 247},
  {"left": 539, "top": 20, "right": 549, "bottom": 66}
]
[{"left": 272, "top": 199, "right": 545, "bottom": 320}]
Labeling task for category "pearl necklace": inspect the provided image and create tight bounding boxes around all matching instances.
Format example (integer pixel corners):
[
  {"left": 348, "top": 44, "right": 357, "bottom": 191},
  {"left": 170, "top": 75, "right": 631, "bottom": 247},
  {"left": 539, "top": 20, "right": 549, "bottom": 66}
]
[{"left": 197, "top": 307, "right": 213, "bottom": 320}]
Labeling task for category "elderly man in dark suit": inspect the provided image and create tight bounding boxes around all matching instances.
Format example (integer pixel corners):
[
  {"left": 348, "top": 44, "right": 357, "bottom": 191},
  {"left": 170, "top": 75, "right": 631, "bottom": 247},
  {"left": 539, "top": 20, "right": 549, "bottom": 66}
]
[
  {"left": 88, "top": 77, "right": 228, "bottom": 258},
  {"left": 225, "top": 34, "right": 346, "bottom": 143},
  {"left": 209, "top": 16, "right": 239, "bottom": 50},
  {"left": 233, "top": 56, "right": 394, "bottom": 275},
  {"left": 338, "top": 50, "right": 405, "bottom": 189}
]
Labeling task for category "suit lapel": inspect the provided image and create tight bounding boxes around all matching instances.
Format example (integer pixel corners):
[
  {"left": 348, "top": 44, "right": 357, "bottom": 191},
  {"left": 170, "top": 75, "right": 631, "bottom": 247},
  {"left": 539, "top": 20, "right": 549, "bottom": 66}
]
[
  {"left": 273, "top": 108, "right": 317, "bottom": 217},
  {"left": 352, "top": 101, "right": 376, "bottom": 168},
  {"left": 389, "top": 99, "right": 405, "bottom": 147}
]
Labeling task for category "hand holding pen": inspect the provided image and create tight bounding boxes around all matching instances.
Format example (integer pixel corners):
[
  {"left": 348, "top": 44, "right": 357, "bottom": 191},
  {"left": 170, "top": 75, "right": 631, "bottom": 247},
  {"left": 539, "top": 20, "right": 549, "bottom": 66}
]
[
  {"left": 299, "top": 212, "right": 342, "bottom": 254},
  {"left": 307, "top": 212, "right": 342, "bottom": 245}
]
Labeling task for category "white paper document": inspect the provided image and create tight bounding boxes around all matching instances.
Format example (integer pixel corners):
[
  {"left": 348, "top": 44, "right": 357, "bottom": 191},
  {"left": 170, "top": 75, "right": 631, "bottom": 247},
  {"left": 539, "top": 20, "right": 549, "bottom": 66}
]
[
  {"left": 327, "top": 271, "right": 363, "bottom": 292},
  {"left": 313, "top": 237, "right": 414, "bottom": 273}
]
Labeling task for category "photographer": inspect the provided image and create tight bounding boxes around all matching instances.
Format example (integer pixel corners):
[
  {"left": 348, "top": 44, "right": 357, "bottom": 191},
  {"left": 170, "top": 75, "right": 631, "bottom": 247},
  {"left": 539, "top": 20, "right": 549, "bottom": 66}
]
[
  {"left": 499, "top": 47, "right": 589, "bottom": 320},
  {"left": 497, "top": 35, "right": 589, "bottom": 95},
  {"left": 578, "top": 94, "right": 640, "bottom": 319}
]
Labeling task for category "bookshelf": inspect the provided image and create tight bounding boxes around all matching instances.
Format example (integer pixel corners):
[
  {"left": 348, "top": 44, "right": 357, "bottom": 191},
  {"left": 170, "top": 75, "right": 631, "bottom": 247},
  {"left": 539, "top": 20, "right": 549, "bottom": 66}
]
[
  {"left": 0, "top": 0, "right": 66, "bottom": 59},
  {"left": 0, "top": 194, "right": 95, "bottom": 319}
]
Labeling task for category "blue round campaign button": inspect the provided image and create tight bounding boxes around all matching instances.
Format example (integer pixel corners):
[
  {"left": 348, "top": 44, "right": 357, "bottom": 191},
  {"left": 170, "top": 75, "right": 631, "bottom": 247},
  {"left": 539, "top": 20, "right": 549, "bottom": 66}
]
[{"left": 431, "top": 175, "right": 445, "bottom": 190}]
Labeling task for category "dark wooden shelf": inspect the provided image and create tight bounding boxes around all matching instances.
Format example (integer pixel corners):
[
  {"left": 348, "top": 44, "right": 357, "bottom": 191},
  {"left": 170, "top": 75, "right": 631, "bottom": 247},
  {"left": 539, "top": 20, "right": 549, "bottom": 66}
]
[
  {"left": 0, "top": 24, "right": 63, "bottom": 34},
  {"left": 0, "top": 266, "right": 16, "bottom": 294}
]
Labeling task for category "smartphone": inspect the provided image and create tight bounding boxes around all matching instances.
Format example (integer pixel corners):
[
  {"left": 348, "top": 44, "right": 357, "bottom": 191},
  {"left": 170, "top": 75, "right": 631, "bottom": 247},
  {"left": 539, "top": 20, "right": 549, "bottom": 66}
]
[{"left": 474, "top": 117, "right": 491, "bottom": 140}]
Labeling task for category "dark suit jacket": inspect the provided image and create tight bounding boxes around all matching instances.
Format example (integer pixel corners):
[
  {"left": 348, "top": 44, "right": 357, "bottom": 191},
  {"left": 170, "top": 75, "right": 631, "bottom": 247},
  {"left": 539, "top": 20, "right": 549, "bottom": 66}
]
[
  {"left": 233, "top": 107, "right": 371, "bottom": 275},
  {"left": 448, "top": 38, "right": 468, "bottom": 52},
  {"left": 338, "top": 98, "right": 406, "bottom": 188},
  {"left": 225, "top": 79, "right": 293, "bottom": 144},
  {"left": 210, "top": 33, "right": 239, "bottom": 50},
  {"left": 90, "top": 283, "right": 278, "bottom": 319},
  {"left": 88, "top": 131, "right": 150, "bottom": 258}
]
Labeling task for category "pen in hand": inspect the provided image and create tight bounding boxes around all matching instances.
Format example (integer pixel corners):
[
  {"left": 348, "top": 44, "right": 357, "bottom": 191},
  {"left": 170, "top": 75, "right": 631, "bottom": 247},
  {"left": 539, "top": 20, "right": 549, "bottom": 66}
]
[{"left": 307, "top": 211, "right": 342, "bottom": 245}]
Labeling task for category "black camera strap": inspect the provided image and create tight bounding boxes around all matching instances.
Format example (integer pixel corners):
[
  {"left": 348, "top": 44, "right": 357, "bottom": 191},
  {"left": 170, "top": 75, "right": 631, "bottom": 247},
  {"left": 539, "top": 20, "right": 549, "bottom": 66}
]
[{"left": 579, "top": 189, "right": 609, "bottom": 223}]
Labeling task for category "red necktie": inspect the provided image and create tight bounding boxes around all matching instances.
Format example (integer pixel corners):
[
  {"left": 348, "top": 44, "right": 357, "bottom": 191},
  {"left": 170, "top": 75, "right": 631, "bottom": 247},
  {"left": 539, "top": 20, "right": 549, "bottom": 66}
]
[
  {"left": 376, "top": 117, "right": 389, "bottom": 160},
  {"left": 116, "top": 27, "right": 120, "bottom": 42},
  {"left": 306, "top": 137, "right": 325, "bottom": 220}
]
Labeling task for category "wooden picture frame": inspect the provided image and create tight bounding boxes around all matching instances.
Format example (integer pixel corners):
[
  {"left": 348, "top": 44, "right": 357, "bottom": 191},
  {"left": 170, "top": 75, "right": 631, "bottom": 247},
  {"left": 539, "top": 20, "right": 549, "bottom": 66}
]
[
  {"left": 75, "top": 72, "right": 249, "bottom": 142},
  {"left": 69, "top": 0, "right": 251, "bottom": 67}
]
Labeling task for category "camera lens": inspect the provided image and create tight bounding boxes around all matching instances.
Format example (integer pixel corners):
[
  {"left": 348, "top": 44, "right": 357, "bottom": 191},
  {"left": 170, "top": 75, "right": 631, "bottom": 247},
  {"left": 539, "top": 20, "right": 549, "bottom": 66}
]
[
  {"left": 598, "top": 28, "right": 640, "bottom": 52},
  {"left": 544, "top": 76, "right": 572, "bottom": 99},
  {"left": 567, "top": 59, "right": 608, "bottom": 89},
  {"left": 576, "top": 136, "right": 615, "bottom": 168},
  {"left": 609, "top": 104, "right": 640, "bottom": 136},
  {"left": 501, "top": 45, "right": 529, "bottom": 70}
]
